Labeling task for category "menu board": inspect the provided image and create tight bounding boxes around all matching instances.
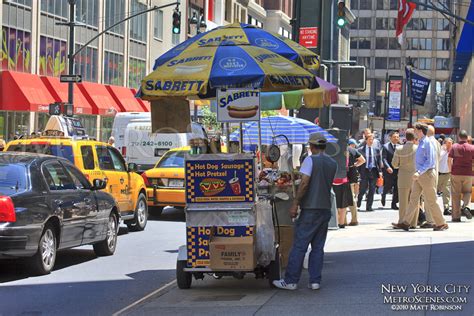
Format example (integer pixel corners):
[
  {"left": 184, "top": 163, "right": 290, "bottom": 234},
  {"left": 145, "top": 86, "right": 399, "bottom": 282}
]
[{"left": 186, "top": 155, "right": 255, "bottom": 204}]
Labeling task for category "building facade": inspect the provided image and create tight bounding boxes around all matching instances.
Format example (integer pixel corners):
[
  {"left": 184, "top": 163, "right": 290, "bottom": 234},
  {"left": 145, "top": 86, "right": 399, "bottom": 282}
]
[
  {"left": 0, "top": 0, "right": 186, "bottom": 141},
  {"left": 349, "top": 0, "right": 454, "bottom": 120}
]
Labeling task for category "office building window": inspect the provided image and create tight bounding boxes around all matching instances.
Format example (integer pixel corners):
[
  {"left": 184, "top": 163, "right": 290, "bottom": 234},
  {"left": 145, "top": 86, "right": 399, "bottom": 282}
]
[
  {"left": 105, "top": 0, "right": 125, "bottom": 35},
  {"left": 417, "top": 38, "right": 432, "bottom": 50},
  {"left": 130, "top": 0, "right": 147, "bottom": 42},
  {"left": 129, "top": 58, "right": 146, "bottom": 89},
  {"left": 350, "top": 39, "right": 358, "bottom": 49},
  {"left": 388, "top": 57, "right": 401, "bottom": 69},
  {"left": 76, "top": 0, "right": 98, "bottom": 27},
  {"left": 371, "top": 0, "right": 397, "bottom": 10},
  {"left": 357, "top": 57, "right": 371, "bottom": 68},
  {"left": 40, "top": 0, "right": 68, "bottom": 18},
  {"left": 104, "top": 51, "right": 124, "bottom": 85},
  {"left": 388, "top": 38, "right": 399, "bottom": 49},
  {"left": 359, "top": 0, "right": 372, "bottom": 10},
  {"left": 436, "top": 58, "right": 449, "bottom": 70},
  {"left": 419, "top": 18, "right": 433, "bottom": 30},
  {"left": 10, "top": 0, "right": 32, "bottom": 6},
  {"left": 0, "top": 26, "right": 32, "bottom": 73},
  {"left": 376, "top": 38, "right": 388, "bottom": 49},
  {"left": 436, "top": 39, "right": 450, "bottom": 50},
  {"left": 358, "top": 17, "right": 372, "bottom": 29},
  {"left": 74, "top": 44, "right": 98, "bottom": 82},
  {"left": 39, "top": 36, "right": 67, "bottom": 77},
  {"left": 375, "top": 57, "right": 387, "bottom": 69},
  {"left": 407, "top": 18, "right": 420, "bottom": 30},
  {"left": 419, "top": 58, "right": 431, "bottom": 70},
  {"left": 351, "top": 0, "right": 359, "bottom": 9},
  {"left": 154, "top": 10, "right": 163, "bottom": 40},
  {"left": 437, "top": 19, "right": 450, "bottom": 31},
  {"left": 376, "top": 18, "right": 395, "bottom": 30}
]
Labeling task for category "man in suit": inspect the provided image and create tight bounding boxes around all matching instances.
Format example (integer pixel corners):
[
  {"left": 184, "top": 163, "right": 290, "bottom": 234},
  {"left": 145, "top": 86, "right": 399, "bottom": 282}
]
[
  {"left": 357, "top": 133, "right": 382, "bottom": 212},
  {"left": 394, "top": 123, "right": 448, "bottom": 231},
  {"left": 382, "top": 131, "right": 400, "bottom": 209},
  {"left": 392, "top": 129, "right": 418, "bottom": 227}
]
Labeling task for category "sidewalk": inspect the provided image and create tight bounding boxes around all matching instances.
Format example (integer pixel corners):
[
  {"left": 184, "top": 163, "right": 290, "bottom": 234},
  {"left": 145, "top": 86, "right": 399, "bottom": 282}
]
[{"left": 124, "top": 197, "right": 474, "bottom": 316}]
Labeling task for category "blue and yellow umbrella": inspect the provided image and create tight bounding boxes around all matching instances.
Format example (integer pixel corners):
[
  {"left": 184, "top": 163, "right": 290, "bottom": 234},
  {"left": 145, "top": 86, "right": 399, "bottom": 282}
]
[
  {"left": 153, "top": 23, "right": 320, "bottom": 71},
  {"left": 141, "top": 44, "right": 318, "bottom": 99}
]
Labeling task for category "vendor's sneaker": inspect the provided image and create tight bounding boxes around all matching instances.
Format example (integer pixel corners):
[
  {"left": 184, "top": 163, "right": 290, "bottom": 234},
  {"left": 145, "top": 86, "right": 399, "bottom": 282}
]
[
  {"left": 308, "top": 283, "right": 321, "bottom": 290},
  {"left": 462, "top": 207, "right": 473, "bottom": 219},
  {"left": 272, "top": 279, "right": 297, "bottom": 290}
]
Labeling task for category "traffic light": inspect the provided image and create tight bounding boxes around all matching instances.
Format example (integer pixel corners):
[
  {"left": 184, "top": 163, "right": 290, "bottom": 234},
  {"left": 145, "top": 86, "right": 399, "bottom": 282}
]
[
  {"left": 172, "top": 10, "right": 181, "bottom": 34},
  {"left": 337, "top": 1, "right": 346, "bottom": 28}
]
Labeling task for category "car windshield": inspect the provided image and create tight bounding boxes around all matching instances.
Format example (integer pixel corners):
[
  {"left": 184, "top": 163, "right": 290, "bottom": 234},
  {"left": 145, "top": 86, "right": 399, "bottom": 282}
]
[
  {"left": 7, "top": 144, "right": 74, "bottom": 163},
  {"left": 0, "top": 164, "right": 28, "bottom": 195},
  {"left": 156, "top": 150, "right": 186, "bottom": 168}
]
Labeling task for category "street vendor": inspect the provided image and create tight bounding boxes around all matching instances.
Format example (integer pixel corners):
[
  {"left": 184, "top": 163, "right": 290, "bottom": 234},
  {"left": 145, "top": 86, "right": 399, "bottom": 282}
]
[{"left": 273, "top": 133, "right": 337, "bottom": 291}]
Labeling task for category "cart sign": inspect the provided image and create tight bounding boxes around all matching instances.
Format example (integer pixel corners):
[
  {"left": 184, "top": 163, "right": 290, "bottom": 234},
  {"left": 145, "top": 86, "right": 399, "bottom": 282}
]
[
  {"left": 387, "top": 77, "right": 403, "bottom": 121},
  {"left": 186, "top": 155, "right": 255, "bottom": 204},
  {"left": 299, "top": 27, "right": 318, "bottom": 49},
  {"left": 217, "top": 89, "right": 260, "bottom": 122}
]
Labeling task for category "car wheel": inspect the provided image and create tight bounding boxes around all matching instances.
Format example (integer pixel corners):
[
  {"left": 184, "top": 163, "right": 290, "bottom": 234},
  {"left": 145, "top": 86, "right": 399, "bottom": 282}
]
[
  {"left": 268, "top": 248, "right": 281, "bottom": 287},
  {"left": 127, "top": 193, "right": 148, "bottom": 231},
  {"left": 176, "top": 260, "right": 192, "bottom": 289},
  {"left": 93, "top": 212, "right": 118, "bottom": 256},
  {"left": 30, "top": 224, "right": 57, "bottom": 275},
  {"left": 149, "top": 206, "right": 164, "bottom": 216}
]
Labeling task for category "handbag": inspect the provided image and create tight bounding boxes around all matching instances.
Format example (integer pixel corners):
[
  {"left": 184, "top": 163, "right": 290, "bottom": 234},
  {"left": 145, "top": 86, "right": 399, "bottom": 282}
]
[{"left": 376, "top": 175, "right": 384, "bottom": 187}]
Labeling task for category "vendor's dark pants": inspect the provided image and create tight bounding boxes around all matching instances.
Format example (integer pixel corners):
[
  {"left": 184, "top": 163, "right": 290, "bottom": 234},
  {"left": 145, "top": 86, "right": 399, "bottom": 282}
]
[{"left": 284, "top": 209, "right": 331, "bottom": 284}]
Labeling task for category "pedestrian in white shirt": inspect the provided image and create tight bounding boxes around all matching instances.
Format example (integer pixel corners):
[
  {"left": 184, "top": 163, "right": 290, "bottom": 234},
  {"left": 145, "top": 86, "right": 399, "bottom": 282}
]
[{"left": 438, "top": 138, "right": 453, "bottom": 215}]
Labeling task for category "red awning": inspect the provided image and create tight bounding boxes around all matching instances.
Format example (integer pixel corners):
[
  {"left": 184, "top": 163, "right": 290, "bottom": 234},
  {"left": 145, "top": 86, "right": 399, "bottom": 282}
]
[
  {"left": 106, "top": 85, "right": 145, "bottom": 112},
  {"left": 130, "top": 88, "right": 150, "bottom": 112},
  {"left": 1, "top": 71, "right": 56, "bottom": 112},
  {"left": 78, "top": 82, "right": 122, "bottom": 116},
  {"left": 41, "top": 76, "right": 94, "bottom": 115}
]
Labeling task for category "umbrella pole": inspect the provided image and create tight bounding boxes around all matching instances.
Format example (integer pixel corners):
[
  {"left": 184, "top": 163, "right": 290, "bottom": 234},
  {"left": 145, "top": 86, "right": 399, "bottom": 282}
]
[
  {"left": 258, "top": 120, "right": 263, "bottom": 171},
  {"left": 239, "top": 122, "right": 243, "bottom": 154}
]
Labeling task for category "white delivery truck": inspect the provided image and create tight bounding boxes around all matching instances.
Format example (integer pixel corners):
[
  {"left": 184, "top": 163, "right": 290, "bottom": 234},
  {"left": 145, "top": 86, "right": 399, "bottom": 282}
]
[
  {"left": 111, "top": 112, "right": 151, "bottom": 156},
  {"left": 123, "top": 119, "right": 207, "bottom": 172}
]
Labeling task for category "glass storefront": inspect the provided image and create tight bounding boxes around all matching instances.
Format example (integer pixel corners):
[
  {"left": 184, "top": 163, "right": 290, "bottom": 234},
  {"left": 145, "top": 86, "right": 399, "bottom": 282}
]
[
  {"left": 36, "top": 112, "right": 50, "bottom": 134},
  {"left": 0, "top": 111, "right": 30, "bottom": 141},
  {"left": 100, "top": 116, "right": 114, "bottom": 142},
  {"left": 76, "top": 115, "right": 97, "bottom": 139}
]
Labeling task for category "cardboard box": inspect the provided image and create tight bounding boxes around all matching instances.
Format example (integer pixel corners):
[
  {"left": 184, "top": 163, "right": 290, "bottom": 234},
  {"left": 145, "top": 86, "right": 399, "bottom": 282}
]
[
  {"left": 275, "top": 225, "right": 294, "bottom": 268},
  {"left": 209, "top": 236, "right": 256, "bottom": 271}
]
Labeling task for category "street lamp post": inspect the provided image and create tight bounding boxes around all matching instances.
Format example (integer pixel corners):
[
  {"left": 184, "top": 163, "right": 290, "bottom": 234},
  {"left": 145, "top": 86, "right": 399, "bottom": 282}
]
[
  {"left": 406, "top": 56, "right": 415, "bottom": 127},
  {"left": 58, "top": 1, "right": 180, "bottom": 112}
]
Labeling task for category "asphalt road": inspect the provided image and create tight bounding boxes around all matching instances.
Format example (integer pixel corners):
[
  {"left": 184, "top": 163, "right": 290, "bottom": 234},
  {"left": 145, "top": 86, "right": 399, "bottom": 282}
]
[{"left": 0, "top": 207, "right": 186, "bottom": 316}]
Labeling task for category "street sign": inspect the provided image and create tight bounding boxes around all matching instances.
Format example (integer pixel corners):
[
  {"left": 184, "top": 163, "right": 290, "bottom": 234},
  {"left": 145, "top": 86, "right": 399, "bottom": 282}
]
[
  {"left": 299, "top": 27, "right": 318, "bottom": 48},
  {"left": 60, "top": 74, "right": 82, "bottom": 83}
]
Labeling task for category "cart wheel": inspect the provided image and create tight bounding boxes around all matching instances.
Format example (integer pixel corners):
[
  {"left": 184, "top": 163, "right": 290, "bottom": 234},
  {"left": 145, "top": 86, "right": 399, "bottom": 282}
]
[
  {"left": 176, "top": 260, "right": 192, "bottom": 289},
  {"left": 268, "top": 248, "right": 281, "bottom": 287}
]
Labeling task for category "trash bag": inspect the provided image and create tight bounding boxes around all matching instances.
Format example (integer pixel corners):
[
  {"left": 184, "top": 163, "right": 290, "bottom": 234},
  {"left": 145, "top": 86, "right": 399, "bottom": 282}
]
[{"left": 255, "top": 200, "right": 275, "bottom": 267}]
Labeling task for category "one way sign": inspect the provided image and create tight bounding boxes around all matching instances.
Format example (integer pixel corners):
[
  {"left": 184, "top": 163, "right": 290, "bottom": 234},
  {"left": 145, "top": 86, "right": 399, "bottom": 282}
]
[{"left": 60, "top": 75, "right": 82, "bottom": 83}]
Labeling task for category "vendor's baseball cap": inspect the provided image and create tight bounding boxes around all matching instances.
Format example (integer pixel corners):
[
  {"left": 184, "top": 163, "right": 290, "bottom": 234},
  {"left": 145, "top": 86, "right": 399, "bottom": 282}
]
[
  {"left": 308, "top": 133, "right": 327, "bottom": 145},
  {"left": 348, "top": 138, "right": 357, "bottom": 146}
]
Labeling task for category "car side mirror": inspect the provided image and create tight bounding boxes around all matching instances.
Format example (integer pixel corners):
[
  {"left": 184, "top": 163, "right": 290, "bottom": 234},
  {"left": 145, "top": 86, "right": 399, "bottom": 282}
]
[
  {"left": 91, "top": 179, "right": 106, "bottom": 190},
  {"left": 128, "top": 163, "right": 138, "bottom": 173}
]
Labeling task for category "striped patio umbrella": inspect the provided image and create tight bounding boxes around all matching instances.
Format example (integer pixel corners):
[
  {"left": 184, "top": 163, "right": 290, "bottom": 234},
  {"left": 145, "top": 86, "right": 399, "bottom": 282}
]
[
  {"left": 229, "top": 116, "right": 337, "bottom": 146},
  {"left": 153, "top": 23, "right": 320, "bottom": 71},
  {"left": 141, "top": 44, "right": 318, "bottom": 99}
]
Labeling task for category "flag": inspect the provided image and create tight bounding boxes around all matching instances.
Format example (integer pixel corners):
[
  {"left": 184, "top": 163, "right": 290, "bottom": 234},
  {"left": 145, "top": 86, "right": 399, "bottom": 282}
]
[
  {"left": 396, "top": 0, "right": 416, "bottom": 45},
  {"left": 406, "top": 67, "right": 431, "bottom": 106}
]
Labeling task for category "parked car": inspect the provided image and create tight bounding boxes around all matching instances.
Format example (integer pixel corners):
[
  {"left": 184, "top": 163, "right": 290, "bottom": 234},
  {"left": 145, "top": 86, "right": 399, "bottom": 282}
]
[
  {"left": 6, "top": 116, "right": 148, "bottom": 231},
  {"left": 140, "top": 147, "right": 189, "bottom": 215},
  {"left": 0, "top": 152, "right": 119, "bottom": 275}
]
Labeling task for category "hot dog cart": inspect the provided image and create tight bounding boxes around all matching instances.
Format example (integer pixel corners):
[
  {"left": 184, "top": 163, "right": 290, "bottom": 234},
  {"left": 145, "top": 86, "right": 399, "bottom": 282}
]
[{"left": 176, "top": 153, "right": 280, "bottom": 289}]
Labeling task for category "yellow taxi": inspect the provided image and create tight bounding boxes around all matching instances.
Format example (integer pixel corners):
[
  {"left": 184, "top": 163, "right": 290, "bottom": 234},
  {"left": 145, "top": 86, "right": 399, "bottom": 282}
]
[
  {"left": 6, "top": 121, "right": 148, "bottom": 231},
  {"left": 141, "top": 147, "right": 189, "bottom": 215}
]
